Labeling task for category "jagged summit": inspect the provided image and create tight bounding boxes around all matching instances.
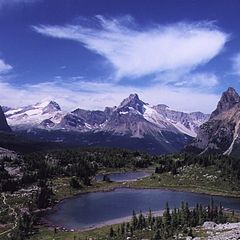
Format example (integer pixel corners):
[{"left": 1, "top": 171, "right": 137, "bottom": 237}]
[
  {"left": 35, "top": 100, "right": 61, "bottom": 111},
  {"left": 118, "top": 93, "right": 146, "bottom": 114},
  {"left": 211, "top": 87, "right": 240, "bottom": 118},
  {"left": 188, "top": 87, "right": 240, "bottom": 156},
  {"left": 120, "top": 93, "right": 141, "bottom": 104},
  {"left": 42, "top": 101, "right": 61, "bottom": 113}
]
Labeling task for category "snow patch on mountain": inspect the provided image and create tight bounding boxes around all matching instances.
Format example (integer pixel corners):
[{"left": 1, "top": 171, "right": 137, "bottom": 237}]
[
  {"left": 143, "top": 105, "right": 171, "bottom": 129},
  {"left": 5, "top": 100, "right": 64, "bottom": 128},
  {"left": 4, "top": 94, "right": 209, "bottom": 139},
  {"left": 171, "top": 121, "right": 197, "bottom": 137}
]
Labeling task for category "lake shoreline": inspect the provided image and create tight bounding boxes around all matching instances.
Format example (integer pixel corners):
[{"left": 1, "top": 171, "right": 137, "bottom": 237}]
[
  {"left": 42, "top": 185, "right": 240, "bottom": 232},
  {"left": 40, "top": 170, "right": 240, "bottom": 233},
  {"left": 42, "top": 209, "right": 165, "bottom": 232}
]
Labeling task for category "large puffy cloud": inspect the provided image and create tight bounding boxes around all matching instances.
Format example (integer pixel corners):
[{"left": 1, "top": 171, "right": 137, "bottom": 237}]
[{"left": 33, "top": 16, "right": 228, "bottom": 79}]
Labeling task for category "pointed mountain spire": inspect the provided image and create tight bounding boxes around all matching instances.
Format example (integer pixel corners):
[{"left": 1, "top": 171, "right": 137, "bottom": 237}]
[{"left": 211, "top": 87, "right": 240, "bottom": 118}]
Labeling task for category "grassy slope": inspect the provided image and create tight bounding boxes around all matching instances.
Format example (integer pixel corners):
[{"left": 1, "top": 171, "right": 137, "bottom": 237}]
[{"left": 129, "top": 164, "right": 240, "bottom": 197}]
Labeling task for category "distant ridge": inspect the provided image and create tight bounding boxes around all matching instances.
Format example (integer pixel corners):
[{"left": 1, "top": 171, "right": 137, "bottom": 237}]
[{"left": 2, "top": 94, "right": 209, "bottom": 154}]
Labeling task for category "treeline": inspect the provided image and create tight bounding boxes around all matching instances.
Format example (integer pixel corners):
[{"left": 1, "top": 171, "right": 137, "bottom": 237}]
[
  {"left": 0, "top": 158, "right": 20, "bottom": 193},
  {"left": 109, "top": 200, "right": 228, "bottom": 240},
  {"left": 2, "top": 148, "right": 240, "bottom": 194},
  {"left": 0, "top": 148, "right": 153, "bottom": 193},
  {"left": 154, "top": 153, "right": 240, "bottom": 182},
  {"left": 21, "top": 148, "right": 152, "bottom": 185}
]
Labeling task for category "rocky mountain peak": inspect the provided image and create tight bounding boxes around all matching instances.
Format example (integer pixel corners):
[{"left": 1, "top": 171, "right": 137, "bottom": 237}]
[
  {"left": 188, "top": 87, "right": 240, "bottom": 156},
  {"left": 119, "top": 93, "right": 146, "bottom": 113},
  {"left": 211, "top": 87, "right": 240, "bottom": 118},
  {"left": 36, "top": 100, "right": 60, "bottom": 109},
  {"left": 40, "top": 101, "right": 61, "bottom": 114},
  {"left": 129, "top": 93, "right": 139, "bottom": 100},
  {"left": 48, "top": 101, "right": 61, "bottom": 110},
  {"left": 120, "top": 93, "right": 140, "bottom": 105}
]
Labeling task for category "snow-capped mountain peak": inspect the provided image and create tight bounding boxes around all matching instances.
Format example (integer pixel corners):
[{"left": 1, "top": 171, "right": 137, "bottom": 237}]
[
  {"left": 5, "top": 100, "right": 63, "bottom": 129},
  {"left": 118, "top": 93, "right": 146, "bottom": 114},
  {"left": 35, "top": 100, "right": 61, "bottom": 111},
  {"left": 3, "top": 95, "right": 209, "bottom": 138}
]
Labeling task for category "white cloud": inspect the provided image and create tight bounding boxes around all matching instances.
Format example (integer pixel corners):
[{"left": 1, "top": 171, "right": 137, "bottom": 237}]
[
  {"left": 0, "top": 59, "right": 12, "bottom": 74},
  {"left": 33, "top": 16, "right": 228, "bottom": 79},
  {"left": 232, "top": 53, "right": 240, "bottom": 76},
  {"left": 173, "top": 73, "right": 218, "bottom": 87},
  {"left": 0, "top": 16, "right": 222, "bottom": 113},
  {"left": 0, "top": 78, "right": 219, "bottom": 113}
]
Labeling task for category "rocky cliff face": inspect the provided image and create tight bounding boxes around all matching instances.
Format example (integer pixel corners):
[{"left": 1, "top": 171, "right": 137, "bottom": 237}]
[
  {"left": 189, "top": 87, "right": 240, "bottom": 156},
  {"left": 153, "top": 105, "right": 210, "bottom": 137},
  {"left": 0, "top": 106, "right": 11, "bottom": 132}
]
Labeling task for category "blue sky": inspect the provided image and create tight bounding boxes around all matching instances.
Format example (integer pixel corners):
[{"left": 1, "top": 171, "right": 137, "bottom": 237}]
[{"left": 0, "top": 0, "right": 240, "bottom": 112}]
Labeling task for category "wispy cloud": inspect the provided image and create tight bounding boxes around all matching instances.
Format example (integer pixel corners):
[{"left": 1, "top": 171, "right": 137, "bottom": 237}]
[
  {"left": 232, "top": 53, "right": 240, "bottom": 76},
  {"left": 33, "top": 16, "right": 228, "bottom": 80},
  {"left": 0, "top": 16, "right": 224, "bottom": 112},
  {"left": 0, "top": 59, "right": 12, "bottom": 74},
  {"left": 172, "top": 72, "right": 218, "bottom": 88}
]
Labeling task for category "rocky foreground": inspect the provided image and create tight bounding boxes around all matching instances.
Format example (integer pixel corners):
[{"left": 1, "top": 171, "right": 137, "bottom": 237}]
[{"left": 189, "top": 221, "right": 240, "bottom": 240}]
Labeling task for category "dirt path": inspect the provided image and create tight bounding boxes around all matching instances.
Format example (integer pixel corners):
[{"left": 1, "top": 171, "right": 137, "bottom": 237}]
[{"left": 0, "top": 193, "right": 18, "bottom": 237}]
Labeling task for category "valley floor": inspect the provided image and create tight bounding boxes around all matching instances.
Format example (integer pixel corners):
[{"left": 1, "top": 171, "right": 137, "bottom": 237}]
[{"left": 1, "top": 164, "right": 240, "bottom": 239}]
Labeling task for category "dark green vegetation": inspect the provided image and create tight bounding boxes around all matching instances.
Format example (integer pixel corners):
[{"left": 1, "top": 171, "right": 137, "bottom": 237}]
[
  {"left": 155, "top": 153, "right": 240, "bottom": 188},
  {"left": 108, "top": 200, "right": 229, "bottom": 240},
  {"left": 1, "top": 148, "right": 152, "bottom": 193},
  {"left": 18, "top": 129, "right": 192, "bottom": 154},
  {"left": 1, "top": 147, "right": 240, "bottom": 239},
  {"left": 129, "top": 153, "right": 240, "bottom": 197},
  {"left": 0, "top": 131, "right": 64, "bottom": 154}
]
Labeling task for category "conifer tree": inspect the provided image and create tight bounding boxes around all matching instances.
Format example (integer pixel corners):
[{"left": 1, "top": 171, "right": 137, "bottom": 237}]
[{"left": 163, "top": 202, "right": 171, "bottom": 226}]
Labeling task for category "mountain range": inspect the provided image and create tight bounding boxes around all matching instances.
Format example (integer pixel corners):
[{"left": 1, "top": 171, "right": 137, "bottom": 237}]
[
  {"left": 1, "top": 94, "right": 209, "bottom": 154},
  {"left": 3, "top": 88, "right": 240, "bottom": 156}
]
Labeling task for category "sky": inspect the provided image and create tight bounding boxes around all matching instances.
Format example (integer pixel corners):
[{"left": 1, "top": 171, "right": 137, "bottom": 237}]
[{"left": 0, "top": 0, "right": 240, "bottom": 113}]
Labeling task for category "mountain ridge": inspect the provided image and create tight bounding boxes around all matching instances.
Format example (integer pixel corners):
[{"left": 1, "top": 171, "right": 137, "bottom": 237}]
[
  {"left": 3, "top": 94, "right": 209, "bottom": 154},
  {"left": 4, "top": 94, "right": 209, "bottom": 136}
]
